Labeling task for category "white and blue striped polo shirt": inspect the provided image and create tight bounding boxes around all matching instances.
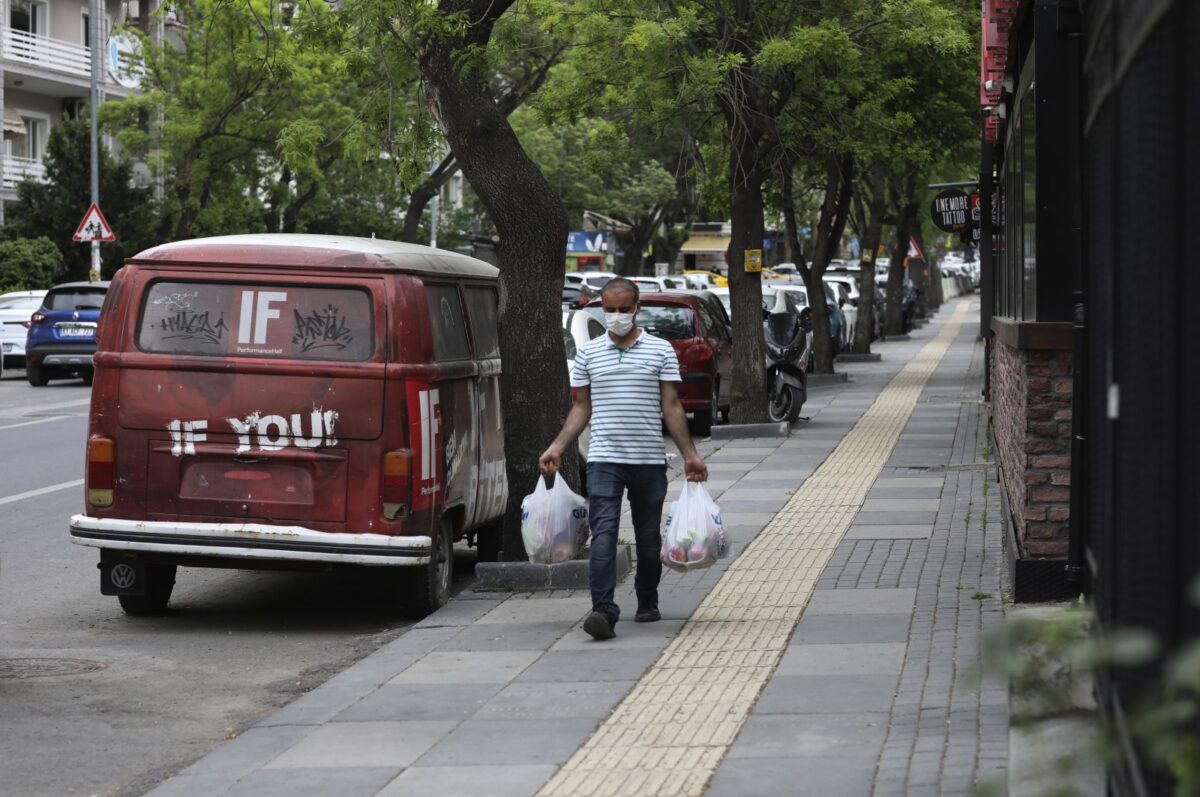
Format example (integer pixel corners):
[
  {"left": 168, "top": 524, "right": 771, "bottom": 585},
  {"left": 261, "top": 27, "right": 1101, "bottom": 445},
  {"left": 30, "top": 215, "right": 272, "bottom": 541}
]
[{"left": 570, "top": 330, "right": 682, "bottom": 464}]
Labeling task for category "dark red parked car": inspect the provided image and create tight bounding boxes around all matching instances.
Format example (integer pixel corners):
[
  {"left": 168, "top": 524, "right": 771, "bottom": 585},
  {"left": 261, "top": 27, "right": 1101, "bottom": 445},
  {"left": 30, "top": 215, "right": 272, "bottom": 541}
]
[{"left": 586, "top": 291, "right": 732, "bottom": 435}]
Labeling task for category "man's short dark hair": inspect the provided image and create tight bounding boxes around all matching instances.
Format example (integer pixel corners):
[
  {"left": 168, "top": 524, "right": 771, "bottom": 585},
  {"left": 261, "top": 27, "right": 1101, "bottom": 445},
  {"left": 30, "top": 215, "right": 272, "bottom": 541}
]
[{"left": 601, "top": 277, "right": 640, "bottom": 302}]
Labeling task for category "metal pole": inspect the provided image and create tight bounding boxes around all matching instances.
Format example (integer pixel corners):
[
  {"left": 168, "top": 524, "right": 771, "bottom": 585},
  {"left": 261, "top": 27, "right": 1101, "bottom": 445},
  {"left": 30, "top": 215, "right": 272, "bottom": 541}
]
[
  {"left": 89, "top": 0, "right": 101, "bottom": 279},
  {"left": 429, "top": 192, "right": 439, "bottom": 249}
]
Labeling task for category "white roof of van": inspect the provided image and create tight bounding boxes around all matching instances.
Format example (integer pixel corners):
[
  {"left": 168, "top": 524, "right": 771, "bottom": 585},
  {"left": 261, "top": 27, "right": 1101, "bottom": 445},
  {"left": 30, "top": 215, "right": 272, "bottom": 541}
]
[{"left": 130, "top": 234, "right": 499, "bottom": 278}]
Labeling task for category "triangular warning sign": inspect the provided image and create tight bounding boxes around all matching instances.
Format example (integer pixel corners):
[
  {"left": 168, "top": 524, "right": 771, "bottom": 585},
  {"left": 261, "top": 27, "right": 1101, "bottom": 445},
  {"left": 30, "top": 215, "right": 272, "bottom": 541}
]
[{"left": 72, "top": 203, "right": 116, "bottom": 243}]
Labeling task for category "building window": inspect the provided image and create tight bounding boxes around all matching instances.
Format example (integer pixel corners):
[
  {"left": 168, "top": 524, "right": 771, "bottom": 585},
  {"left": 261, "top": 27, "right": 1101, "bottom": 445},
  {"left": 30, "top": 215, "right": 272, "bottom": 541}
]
[
  {"left": 11, "top": 0, "right": 49, "bottom": 35},
  {"left": 996, "top": 56, "right": 1038, "bottom": 321},
  {"left": 6, "top": 116, "right": 48, "bottom": 162}
]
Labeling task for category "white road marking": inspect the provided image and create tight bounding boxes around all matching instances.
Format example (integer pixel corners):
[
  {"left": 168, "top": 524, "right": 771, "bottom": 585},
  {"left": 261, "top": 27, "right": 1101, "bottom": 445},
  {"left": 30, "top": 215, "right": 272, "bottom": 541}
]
[
  {"left": 0, "top": 479, "right": 83, "bottom": 506},
  {"left": 0, "top": 396, "right": 91, "bottom": 418},
  {"left": 0, "top": 415, "right": 76, "bottom": 432}
]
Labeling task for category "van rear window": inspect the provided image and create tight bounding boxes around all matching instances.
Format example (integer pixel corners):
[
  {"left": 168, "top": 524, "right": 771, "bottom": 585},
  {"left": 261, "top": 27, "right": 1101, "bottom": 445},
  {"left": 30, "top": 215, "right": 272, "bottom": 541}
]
[{"left": 137, "top": 281, "right": 374, "bottom": 361}]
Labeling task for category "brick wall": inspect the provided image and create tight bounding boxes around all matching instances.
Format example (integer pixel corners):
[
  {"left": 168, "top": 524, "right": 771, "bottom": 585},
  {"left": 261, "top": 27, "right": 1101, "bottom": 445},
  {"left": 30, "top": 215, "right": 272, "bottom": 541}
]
[{"left": 990, "top": 339, "right": 1073, "bottom": 557}]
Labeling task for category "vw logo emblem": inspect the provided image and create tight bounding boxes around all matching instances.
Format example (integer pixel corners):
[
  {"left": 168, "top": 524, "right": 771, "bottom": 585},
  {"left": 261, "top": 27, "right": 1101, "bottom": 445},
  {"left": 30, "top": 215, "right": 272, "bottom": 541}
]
[{"left": 110, "top": 563, "right": 137, "bottom": 589}]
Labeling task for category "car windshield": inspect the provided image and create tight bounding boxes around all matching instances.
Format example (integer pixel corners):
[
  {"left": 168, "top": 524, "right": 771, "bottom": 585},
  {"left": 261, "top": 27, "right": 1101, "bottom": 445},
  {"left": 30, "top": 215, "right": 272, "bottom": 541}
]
[
  {"left": 585, "top": 275, "right": 613, "bottom": 288},
  {"left": 45, "top": 288, "right": 106, "bottom": 311},
  {"left": 779, "top": 288, "right": 808, "bottom": 306}
]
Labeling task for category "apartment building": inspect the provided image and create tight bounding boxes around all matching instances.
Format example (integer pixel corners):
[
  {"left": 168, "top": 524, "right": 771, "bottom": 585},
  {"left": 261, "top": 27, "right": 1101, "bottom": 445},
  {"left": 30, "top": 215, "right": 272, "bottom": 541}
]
[{"left": 1, "top": 0, "right": 144, "bottom": 222}]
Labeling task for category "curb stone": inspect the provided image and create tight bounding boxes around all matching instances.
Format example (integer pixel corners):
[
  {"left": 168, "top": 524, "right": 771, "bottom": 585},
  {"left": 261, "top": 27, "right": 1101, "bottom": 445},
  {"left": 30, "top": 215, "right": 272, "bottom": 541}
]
[
  {"left": 707, "top": 422, "right": 790, "bottom": 440},
  {"left": 474, "top": 546, "right": 631, "bottom": 591}
]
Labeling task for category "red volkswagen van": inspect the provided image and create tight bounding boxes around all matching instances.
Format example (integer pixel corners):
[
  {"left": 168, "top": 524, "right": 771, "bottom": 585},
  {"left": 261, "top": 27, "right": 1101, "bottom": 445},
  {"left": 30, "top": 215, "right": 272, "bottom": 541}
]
[{"left": 70, "top": 235, "right": 506, "bottom": 617}]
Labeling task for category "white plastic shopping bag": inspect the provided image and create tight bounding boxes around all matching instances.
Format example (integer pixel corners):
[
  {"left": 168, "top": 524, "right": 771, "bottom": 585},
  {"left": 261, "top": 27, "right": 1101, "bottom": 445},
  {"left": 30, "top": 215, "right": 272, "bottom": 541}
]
[
  {"left": 520, "top": 472, "right": 590, "bottom": 564},
  {"left": 660, "top": 481, "right": 729, "bottom": 572}
]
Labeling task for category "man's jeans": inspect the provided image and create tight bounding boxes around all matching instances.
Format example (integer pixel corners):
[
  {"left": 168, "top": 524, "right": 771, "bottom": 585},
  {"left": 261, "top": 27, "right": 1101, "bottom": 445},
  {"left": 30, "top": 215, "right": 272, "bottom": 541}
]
[{"left": 586, "top": 462, "right": 668, "bottom": 620}]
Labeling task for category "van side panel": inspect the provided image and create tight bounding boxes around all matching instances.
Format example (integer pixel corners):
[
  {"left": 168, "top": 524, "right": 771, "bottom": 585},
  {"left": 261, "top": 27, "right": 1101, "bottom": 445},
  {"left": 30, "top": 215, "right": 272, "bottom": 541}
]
[{"left": 473, "top": 358, "right": 507, "bottom": 527}]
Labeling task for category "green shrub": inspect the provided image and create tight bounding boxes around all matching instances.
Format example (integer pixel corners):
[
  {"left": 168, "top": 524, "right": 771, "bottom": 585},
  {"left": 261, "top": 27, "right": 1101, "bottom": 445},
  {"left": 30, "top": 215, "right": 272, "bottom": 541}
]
[{"left": 0, "top": 237, "right": 63, "bottom": 292}]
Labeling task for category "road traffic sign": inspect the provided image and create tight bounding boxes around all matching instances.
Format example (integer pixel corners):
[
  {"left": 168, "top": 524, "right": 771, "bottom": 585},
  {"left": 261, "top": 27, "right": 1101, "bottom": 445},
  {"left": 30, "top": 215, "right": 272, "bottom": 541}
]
[{"left": 73, "top": 203, "right": 116, "bottom": 242}]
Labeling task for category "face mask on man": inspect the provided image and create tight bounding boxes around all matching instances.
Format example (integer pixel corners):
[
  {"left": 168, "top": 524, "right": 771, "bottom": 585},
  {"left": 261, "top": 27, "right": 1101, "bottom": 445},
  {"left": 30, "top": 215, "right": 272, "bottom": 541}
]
[{"left": 604, "top": 311, "right": 636, "bottom": 336}]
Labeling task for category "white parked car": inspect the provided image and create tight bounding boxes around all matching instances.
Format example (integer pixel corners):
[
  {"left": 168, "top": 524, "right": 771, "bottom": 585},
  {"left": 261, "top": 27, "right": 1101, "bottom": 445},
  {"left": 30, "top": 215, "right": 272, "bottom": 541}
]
[
  {"left": 0, "top": 289, "right": 48, "bottom": 369},
  {"left": 631, "top": 275, "right": 688, "bottom": 293},
  {"left": 565, "top": 270, "right": 616, "bottom": 289},
  {"left": 563, "top": 309, "right": 607, "bottom": 458},
  {"left": 823, "top": 274, "right": 859, "bottom": 346}
]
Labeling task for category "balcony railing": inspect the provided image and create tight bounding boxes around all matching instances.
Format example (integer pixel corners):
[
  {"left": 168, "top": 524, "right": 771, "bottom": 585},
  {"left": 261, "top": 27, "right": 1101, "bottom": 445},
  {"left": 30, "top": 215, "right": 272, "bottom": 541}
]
[
  {"left": 1, "top": 28, "right": 90, "bottom": 79},
  {"left": 2, "top": 157, "right": 47, "bottom": 191}
]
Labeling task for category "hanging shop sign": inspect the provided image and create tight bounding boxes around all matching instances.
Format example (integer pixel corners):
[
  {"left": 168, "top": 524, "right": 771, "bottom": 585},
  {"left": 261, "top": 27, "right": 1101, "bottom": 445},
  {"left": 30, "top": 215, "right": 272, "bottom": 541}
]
[{"left": 930, "top": 189, "right": 971, "bottom": 233}]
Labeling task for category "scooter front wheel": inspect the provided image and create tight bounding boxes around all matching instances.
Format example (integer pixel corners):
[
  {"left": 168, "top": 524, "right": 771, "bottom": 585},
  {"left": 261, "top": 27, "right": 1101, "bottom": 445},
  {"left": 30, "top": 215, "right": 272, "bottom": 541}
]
[{"left": 768, "top": 384, "right": 804, "bottom": 424}]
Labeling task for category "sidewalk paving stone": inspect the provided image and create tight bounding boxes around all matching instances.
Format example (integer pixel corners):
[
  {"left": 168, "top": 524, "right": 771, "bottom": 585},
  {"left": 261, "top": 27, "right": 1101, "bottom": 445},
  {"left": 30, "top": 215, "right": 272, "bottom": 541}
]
[
  {"left": 377, "top": 765, "right": 557, "bottom": 797},
  {"left": 263, "top": 720, "right": 456, "bottom": 769},
  {"left": 776, "top": 643, "right": 907, "bottom": 676},
  {"left": 146, "top": 300, "right": 1011, "bottom": 797}
]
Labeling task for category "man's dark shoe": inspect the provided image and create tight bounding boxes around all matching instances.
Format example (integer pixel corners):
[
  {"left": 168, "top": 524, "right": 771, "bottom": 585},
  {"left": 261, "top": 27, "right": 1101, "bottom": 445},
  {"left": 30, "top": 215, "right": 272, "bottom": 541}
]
[
  {"left": 583, "top": 610, "right": 617, "bottom": 640},
  {"left": 634, "top": 605, "right": 661, "bottom": 623}
]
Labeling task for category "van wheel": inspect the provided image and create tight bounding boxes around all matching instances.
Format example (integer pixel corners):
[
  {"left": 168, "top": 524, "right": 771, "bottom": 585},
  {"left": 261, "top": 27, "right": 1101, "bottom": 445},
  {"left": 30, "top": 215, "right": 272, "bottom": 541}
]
[
  {"left": 117, "top": 565, "right": 177, "bottom": 616},
  {"left": 26, "top": 363, "right": 48, "bottom": 387},
  {"left": 401, "top": 520, "right": 453, "bottom": 618}
]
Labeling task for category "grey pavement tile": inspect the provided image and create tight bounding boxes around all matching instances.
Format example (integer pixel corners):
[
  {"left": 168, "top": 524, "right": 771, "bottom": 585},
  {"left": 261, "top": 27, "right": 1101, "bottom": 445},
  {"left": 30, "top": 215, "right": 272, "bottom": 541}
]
[
  {"left": 332, "top": 682, "right": 504, "bottom": 722},
  {"left": 853, "top": 511, "right": 938, "bottom": 525},
  {"left": 387, "top": 650, "right": 542, "bottom": 685},
  {"left": 377, "top": 764, "right": 557, "bottom": 797},
  {"left": 845, "top": 524, "right": 934, "bottom": 540},
  {"left": 791, "top": 613, "right": 912, "bottom": 644},
  {"left": 435, "top": 622, "right": 570, "bottom": 652},
  {"left": 718, "top": 487, "right": 798, "bottom": 501},
  {"left": 256, "top": 682, "right": 381, "bottom": 728},
  {"left": 264, "top": 720, "right": 456, "bottom": 769},
  {"left": 415, "top": 597, "right": 505, "bottom": 628},
  {"left": 549, "top": 617, "right": 685, "bottom": 650},
  {"left": 867, "top": 486, "right": 944, "bottom": 499},
  {"left": 414, "top": 718, "right": 598, "bottom": 766},
  {"left": 475, "top": 679, "right": 634, "bottom": 720},
  {"left": 713, "top": 499, "right": 791, "bottom": 513},
  {"left": 806, "top": 589, "right": 916, "bottom": 615},
  {"left": 719, "top": 512, "right": 777, "bottom": 526},
  {"left": 181, "top": 725, "right": 314, "bottom": 778},
  {"left": 754, "top": 674, "right": 899, "bottom": 713},
  {"left": 223, "top": 767, "right": 399, "bottom": 797},
  {"left": 872, "top": 477, "right": 945, "bottom": 488},
  {"left": 711, "top": 444, "right": 781, "bottom": 453},
  {"left": 513, "top": 647, "right": 661, "bottom": 683},
  {"left": 860, "top": 498, "right": 942, "bottom": 512},
  {"left": 777, "top": 643, "right": 907, "bottom": 676},
  {"left": 726, "top": 712, "right": 888, "bottom": 758},
  {"left": 706, "top": 754, "right": 875, "bottom": 797},
  {"left": 475, "top": 597, "right": 592, "bottom": 625}
]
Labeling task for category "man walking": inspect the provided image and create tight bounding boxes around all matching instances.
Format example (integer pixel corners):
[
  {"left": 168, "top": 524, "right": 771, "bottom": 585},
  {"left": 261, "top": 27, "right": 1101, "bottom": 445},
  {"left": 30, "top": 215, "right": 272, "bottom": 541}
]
[{"left": 539, "top": 278, "right": 708, "bottom": 640}]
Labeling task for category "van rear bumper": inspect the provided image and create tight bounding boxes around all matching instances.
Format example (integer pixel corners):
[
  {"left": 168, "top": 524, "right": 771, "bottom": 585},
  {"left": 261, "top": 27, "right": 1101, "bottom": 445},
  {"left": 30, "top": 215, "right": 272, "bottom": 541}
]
[{"left": 69, "top": 515, "right": 432, "bottom": 566}]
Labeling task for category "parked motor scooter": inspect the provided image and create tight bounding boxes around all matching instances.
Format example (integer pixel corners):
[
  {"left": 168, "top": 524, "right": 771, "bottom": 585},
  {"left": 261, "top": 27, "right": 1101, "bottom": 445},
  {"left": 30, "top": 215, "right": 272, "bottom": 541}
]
[{"left": 765, "top": 304, "right": 813, "bottom": 423}]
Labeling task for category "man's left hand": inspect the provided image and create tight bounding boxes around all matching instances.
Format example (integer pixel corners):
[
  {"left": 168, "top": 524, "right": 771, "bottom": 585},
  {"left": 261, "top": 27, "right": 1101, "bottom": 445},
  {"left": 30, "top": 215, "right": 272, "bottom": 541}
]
[{"left": 684, "top": 454, "right": 708, "bottom": 482}]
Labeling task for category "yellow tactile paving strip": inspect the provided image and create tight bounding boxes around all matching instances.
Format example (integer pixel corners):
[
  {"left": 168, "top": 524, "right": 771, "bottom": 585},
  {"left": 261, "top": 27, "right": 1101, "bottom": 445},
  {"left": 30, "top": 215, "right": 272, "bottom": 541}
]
[{"left": 537, "top": 302, "right": 972, "bottom": 797}]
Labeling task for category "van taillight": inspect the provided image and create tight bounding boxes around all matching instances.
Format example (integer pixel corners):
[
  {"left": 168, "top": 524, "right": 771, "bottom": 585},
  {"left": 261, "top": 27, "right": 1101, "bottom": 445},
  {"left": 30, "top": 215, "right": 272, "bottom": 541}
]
[
  {"left": 382, "top": 450, "right": 412, "bottom": 519},
  {"left": 88, "top": 437, "right": 115, "bottom": 507}
]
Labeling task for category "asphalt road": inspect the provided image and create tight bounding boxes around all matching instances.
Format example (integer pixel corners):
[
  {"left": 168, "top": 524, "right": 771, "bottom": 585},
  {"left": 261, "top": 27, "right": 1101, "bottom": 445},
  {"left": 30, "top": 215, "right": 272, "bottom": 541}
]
[{"left": 0, "top": 369, "right": 475, "bottom": 796}]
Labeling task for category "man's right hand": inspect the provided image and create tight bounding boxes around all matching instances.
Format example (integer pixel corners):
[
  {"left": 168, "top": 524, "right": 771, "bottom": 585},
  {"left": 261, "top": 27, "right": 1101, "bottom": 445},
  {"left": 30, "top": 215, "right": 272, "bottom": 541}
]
[{"left": 538, "top": 445, "right": 562, "bottom": 474}]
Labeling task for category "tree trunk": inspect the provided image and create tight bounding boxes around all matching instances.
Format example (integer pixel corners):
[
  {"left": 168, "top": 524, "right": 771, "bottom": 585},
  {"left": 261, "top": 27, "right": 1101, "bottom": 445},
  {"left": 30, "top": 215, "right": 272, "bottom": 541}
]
[
  {"left": 421, "top": 0, "right": 575, "bottom": 561},
  {"left": 884, "top": 177, "right": 917, "bottom": 336},
  {"left": 725, "top": 127, "right": 768, "bottom": 424},
  {"left": 852, "top": 164, "right": 885, "bottom": 354},
  {"left": 794, "top": 156, "right": 853, "bottom": 375},
  {"left": 400, "top": 156, "right": 456, "bottom": 243}
]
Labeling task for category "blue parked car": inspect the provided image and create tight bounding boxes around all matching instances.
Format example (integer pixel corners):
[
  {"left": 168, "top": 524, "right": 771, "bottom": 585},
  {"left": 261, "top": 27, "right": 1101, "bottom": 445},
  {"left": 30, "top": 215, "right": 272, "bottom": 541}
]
[{"left": 25, "top": 281, "right": 109, "bottom": 386}]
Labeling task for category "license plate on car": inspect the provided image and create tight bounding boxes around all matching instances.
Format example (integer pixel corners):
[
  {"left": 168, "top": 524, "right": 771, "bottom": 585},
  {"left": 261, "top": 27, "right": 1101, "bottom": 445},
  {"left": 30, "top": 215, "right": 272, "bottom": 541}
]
[
  {"left": 1, "top": 343, "right": 12, "bottom": 352},
  {"left": 58, "top": 325, "right": 94, "bottom": 338}
]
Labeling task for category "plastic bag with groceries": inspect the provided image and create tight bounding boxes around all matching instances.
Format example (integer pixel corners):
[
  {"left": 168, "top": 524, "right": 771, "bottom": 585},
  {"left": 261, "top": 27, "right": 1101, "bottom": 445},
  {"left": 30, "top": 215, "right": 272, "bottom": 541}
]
[
  {"left": 520, "top": 472, "right": 590, "bottom": 564},
  {"left": 660, "top": 481, "right": 729, "bottom": 572}
]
